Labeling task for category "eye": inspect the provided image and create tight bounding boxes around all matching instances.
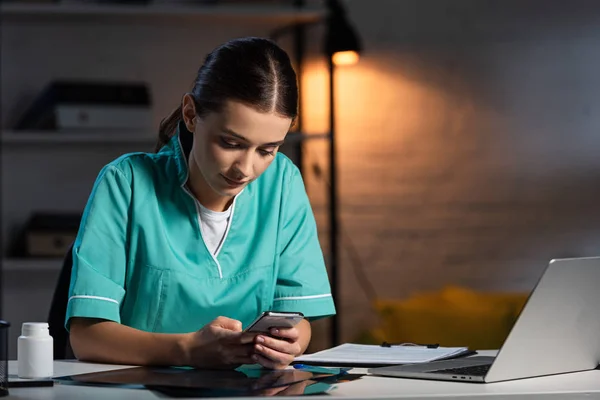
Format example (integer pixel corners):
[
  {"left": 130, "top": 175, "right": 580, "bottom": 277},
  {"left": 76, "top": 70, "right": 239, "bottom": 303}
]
[
  {"left": 258, "top": 148, "right": 276, "bottom": 157},
  {"left": 219, "top": 137, "right": 241, "bottom": 149}
]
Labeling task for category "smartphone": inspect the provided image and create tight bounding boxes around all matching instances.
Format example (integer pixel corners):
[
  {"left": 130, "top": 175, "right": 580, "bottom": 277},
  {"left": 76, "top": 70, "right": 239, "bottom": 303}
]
[{"left": 244, "top": 311, "right": 304, "bottom": 333}]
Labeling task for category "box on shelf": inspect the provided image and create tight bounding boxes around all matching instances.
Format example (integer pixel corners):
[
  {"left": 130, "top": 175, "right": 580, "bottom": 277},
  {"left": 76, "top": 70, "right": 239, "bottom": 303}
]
[
  {"left": 13, "top": 80, "right": 153, "bottom": 132},
  {"left": 13, "top": 212, "right": 82, "bottom": 258}
]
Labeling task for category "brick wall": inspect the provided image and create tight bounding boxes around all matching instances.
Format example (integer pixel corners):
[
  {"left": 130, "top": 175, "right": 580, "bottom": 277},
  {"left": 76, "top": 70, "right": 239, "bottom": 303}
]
[{"left": 303, "top": 0, "right": 600, "bottom": 350}]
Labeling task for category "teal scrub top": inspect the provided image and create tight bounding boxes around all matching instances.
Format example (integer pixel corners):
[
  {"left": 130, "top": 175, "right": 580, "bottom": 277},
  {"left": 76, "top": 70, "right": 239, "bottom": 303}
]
[{"left": 65, "top": 123, "right": 336, "bottom": 333}]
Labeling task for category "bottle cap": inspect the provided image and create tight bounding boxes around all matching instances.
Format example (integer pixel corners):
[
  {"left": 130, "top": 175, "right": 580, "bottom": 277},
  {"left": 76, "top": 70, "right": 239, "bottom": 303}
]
[{"left": 21, "top": 322, "right": 50, "bottom": 337}]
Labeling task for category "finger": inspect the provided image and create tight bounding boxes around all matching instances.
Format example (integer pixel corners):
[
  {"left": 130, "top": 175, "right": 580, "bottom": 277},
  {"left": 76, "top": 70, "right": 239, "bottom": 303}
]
[
  {"left": 225, "top": 343, "right": 256, "bottom": 365},
  {"left": 269, "top": 327, "right": 299, "bottom": 341},
  {"left": 254, "top": 343, "right": 294, "bottom": 368},
  {"left": 256, "top": 334, "right": 301, "bottom": 356},
  {"left": 252, "top": 353, "right": 287, "bottom": 370},
  {"left": 211, "top": 326, "right": 243, "bottom": 343},
  {"left": 239, "top": 332, "right": 258, "bottom": 344},
  {"left": 230, "top": 343, "right": 255, "bottom": 358},
  {"left": 212, "top": 316, "right": 243, "bottom": 332}
]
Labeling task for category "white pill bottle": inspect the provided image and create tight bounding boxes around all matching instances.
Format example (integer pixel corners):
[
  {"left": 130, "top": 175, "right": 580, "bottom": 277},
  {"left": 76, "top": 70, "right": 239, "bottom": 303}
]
[{"left": 17, "top": 322, "right": 53, "bottom": 379}]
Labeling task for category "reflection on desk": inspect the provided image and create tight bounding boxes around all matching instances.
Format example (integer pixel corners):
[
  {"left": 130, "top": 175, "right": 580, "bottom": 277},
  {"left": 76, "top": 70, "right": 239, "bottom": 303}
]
[
  {"left": 7, "top": 351, "right": 600, "bottom": 400},
  {"left": 54, "top": 365, "right": 342, "bottom": 396}
]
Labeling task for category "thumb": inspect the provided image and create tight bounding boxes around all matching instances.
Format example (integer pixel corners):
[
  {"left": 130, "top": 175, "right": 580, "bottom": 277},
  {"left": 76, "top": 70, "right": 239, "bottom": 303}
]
[{"left": 211, "top": 316, "right": 243, "bottom": 332}]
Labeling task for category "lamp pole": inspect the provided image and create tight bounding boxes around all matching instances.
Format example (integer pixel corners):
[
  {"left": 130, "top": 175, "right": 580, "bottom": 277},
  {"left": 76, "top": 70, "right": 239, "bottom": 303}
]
[
  {"left": 293, "top": 0, "right": 305, "bottom": 174},
  {"left": 324, "top": 0, "right": 361, "bottom": 348},
  {"left": 328, "top": 54, "right": 340, "bottom": 347}
]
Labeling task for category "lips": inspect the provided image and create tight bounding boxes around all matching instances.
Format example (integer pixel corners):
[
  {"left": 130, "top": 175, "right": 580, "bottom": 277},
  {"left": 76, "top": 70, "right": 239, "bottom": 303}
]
[{"left": 221, "top": 174, "right": 247, "bottom": 187}]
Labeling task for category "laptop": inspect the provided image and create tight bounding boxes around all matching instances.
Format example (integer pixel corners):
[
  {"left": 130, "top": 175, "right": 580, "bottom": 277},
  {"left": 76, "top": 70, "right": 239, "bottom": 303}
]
[{"left": 368, "top": 257, "right": 600, "bottom": 383}]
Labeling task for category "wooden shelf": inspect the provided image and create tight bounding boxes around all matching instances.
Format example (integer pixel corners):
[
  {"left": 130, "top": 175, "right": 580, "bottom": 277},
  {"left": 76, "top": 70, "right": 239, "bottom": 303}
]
[
  {"left": 0, "top": 2, "right": 325, "bottom": 25},
  {"left": 2, "top": 258, "right": 63, "bottom": 272},
  {"left": 1, "top": 130, "right": 156, "bottom": 145}
]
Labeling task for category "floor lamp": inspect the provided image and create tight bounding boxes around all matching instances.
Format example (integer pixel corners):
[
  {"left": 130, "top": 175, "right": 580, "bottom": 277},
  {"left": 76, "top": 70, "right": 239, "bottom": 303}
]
[{"left": 324, "top": 0, "right": 361, "bottom": 346}]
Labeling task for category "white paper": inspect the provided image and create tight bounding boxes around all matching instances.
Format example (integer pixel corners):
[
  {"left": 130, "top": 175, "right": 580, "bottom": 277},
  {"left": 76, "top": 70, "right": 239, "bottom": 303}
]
[{"left": 295, "top": 343, "right": 470, "bottom": 365}]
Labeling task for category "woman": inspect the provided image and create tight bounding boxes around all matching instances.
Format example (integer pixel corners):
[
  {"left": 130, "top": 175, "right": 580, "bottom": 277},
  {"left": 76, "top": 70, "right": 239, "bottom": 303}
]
[{"left": 66, "top": 37, "right": 335, "bottom": 370}]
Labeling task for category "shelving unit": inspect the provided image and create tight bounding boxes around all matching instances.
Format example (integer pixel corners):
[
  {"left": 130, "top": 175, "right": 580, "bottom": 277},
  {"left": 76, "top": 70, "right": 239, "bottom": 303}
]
[{"left": 1, "top": 0, "right": 329, "bottom": 358}]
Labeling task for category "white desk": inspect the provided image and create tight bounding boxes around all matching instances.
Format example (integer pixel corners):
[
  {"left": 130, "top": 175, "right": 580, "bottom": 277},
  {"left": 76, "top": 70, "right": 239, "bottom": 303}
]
[{"left": 7, "top": 351, "right": 600, "bottom": 400}]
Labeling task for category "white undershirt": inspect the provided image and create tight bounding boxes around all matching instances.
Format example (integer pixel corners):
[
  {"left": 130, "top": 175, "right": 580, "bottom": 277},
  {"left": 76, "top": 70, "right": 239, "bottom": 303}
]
[{"left": 196, "top": 201, "right": 232, "bottom": 255}]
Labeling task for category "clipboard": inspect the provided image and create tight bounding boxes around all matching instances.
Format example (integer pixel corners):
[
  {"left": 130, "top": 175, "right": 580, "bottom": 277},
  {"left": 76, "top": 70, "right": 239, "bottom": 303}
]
[{"left": 294, "top": 343, "right": 477, "bottom": 367}]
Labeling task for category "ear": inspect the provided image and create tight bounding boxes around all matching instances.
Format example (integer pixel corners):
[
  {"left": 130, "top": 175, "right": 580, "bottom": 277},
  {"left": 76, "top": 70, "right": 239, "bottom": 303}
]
[{"left": 181, "top": 93, "right": 197, "bottom": 132}]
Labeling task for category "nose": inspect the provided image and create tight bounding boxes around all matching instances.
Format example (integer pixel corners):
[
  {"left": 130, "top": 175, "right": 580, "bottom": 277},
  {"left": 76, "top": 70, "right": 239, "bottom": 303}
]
[{"left": 233, "top": 150, "right": 253, "bottom": 179}]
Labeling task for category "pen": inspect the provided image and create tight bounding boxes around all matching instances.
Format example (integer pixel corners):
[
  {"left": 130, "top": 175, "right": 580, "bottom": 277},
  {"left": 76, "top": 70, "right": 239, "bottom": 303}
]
[{"left": 380, "top": 342, "right": 440, "bottom": 348}]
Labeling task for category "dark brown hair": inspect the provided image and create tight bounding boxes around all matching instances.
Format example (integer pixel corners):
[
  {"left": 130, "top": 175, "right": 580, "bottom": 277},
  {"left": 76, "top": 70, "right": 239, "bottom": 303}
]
[{"left": 156, "top": 37, "right": 298, "bottom": 152}]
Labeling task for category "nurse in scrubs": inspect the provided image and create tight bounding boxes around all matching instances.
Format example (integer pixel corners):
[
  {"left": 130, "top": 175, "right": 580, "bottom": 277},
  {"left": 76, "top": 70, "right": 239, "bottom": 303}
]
[{"left": 65, "top": 37, "right": 335, "bottom": 370}]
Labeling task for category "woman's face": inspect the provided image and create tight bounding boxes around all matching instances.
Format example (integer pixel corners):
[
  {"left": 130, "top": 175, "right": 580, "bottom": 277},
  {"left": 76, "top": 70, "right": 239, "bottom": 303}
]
[{"left": 183, "top": 95, "right": 292, "bottom": 199}]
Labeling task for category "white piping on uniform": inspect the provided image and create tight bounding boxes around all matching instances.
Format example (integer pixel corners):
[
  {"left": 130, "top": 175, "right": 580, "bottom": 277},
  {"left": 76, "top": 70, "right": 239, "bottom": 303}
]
[
  {"left": 187, "top": 193, "right": 223, "bottom": 278},
  {"left": 177, "top": 134, "right": 229, "bottom": 279},
  {"left": 273, "top": 294, "right": 332, "bottom": 301},
  {"left": 68, "top": 295, "right": 119, "bottom": 305},
  {"left": 213, "top": 194, "right": 237, "bottom": 258}
]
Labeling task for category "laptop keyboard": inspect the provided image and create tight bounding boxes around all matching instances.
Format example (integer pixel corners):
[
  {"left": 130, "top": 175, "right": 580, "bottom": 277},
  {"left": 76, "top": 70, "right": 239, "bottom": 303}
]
[{"left": 429, "top": 363, "right": 491, "bottom": 376}]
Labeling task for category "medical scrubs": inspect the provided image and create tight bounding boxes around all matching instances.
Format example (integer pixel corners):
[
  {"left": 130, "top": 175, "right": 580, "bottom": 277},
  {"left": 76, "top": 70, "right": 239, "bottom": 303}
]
[{"left": 65, "top": 123, "right": 336, "bottom": 333}]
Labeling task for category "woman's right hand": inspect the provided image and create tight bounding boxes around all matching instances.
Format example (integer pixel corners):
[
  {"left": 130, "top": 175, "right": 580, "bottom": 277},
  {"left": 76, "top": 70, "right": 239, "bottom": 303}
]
[{"left": 182, "top": 316, "right": 256, "bottom": 369}]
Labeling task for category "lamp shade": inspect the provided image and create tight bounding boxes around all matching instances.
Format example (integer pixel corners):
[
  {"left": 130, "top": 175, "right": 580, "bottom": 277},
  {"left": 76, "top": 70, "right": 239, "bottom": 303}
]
[{"left": 324, "top": 0, "right": 361, "bottom": 59}]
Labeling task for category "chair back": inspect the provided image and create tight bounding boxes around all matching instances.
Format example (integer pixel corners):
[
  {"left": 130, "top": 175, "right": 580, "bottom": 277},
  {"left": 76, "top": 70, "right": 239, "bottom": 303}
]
[{"left": 48, "top": 244, "right": 74, "bottom": 359}]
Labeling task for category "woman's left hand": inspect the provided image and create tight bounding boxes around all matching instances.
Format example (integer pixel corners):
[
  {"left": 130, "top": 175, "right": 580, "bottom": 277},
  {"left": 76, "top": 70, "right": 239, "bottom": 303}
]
[{"left": 252, "top": 327, "right": 302, "bottom": 369}]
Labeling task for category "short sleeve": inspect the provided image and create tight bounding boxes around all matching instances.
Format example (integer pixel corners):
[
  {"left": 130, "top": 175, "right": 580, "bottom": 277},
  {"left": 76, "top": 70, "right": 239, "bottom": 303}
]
[
  {"left": 272, "top": 167, "right": 336, "bottom": 320},
  {"left": 65, "top": 165, "right": 131, "bottom": 330}
]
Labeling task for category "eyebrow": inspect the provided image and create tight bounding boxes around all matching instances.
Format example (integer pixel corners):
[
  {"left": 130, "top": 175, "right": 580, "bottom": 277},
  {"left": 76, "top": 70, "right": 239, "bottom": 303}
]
[{"left": 222, "top": 128, "right": 286, "bottom": 147}]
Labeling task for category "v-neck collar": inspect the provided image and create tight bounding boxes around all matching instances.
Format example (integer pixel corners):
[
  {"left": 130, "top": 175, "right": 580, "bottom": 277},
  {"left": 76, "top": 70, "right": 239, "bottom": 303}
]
[{"left": 160, "top": 120, "right": 247, "bottom": 278}]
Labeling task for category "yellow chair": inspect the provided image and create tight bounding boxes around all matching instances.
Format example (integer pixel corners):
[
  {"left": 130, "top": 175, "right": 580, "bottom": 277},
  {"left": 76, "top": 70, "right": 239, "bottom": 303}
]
[{"left": 366, "top": 286, "right": 528, "bottom": 350}]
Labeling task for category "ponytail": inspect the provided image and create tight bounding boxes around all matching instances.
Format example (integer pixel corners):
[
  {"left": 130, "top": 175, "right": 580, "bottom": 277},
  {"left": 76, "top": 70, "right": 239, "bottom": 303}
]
[{"left": 155, "top": 105, "right": 183, "bottom": 152}]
